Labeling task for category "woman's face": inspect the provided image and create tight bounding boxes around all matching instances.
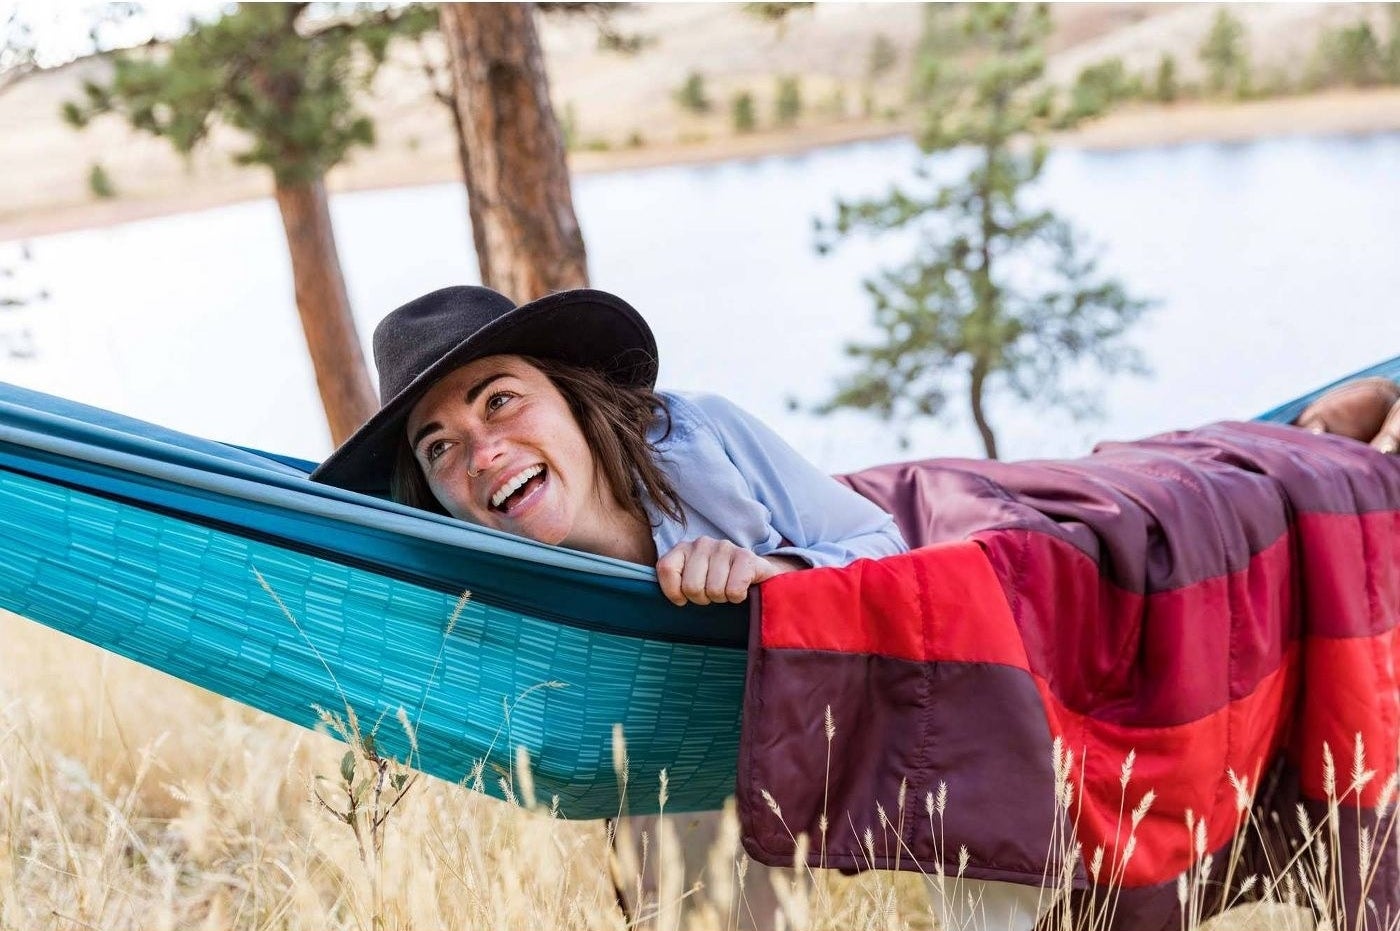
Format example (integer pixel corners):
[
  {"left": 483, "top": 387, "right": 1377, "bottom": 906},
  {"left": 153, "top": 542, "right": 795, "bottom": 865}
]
[{"left": 405, "top": 355, "right": 612, "bottom": 548}]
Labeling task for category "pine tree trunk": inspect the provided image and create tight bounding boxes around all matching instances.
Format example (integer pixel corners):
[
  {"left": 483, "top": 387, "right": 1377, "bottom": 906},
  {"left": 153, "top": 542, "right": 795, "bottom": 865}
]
[
  {"left": 445, "top": 89, "right": 497, "bottom": 287},
  {"left": 439, "top": 2, "right": 588, "bottom": 300},
  {"left": 272, "top": 176, "right": 378, "bottom": 446},
  {"left": 969, "top": 359, "right": 999, "bottom": 460}
]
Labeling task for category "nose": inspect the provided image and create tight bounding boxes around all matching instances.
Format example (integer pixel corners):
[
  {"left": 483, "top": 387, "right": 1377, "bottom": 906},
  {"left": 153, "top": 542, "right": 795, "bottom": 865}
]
[{"left": 465, "top": 430, "right": 506, "bottom": 479}]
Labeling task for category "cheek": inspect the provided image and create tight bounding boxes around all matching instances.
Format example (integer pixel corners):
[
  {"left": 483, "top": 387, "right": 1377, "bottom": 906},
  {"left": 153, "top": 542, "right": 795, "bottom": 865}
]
[{"left": 426, "top": 470, "right": 476, "bottom": 518}]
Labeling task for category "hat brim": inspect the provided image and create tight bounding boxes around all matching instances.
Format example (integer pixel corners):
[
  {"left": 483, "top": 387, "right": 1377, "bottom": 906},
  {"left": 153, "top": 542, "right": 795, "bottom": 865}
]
[{"left": 310, "top": 289, "right": 657, "bottom": 496}]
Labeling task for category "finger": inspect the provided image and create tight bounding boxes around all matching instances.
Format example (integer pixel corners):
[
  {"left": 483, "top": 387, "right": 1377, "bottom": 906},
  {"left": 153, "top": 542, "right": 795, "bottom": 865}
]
[
  {"left": 679, "top": 538, "right": 716, "bottom": 605},
  {"left": 705, "top": 543, "right": 736, "bottom": 603},
  {"left": 655, "top": 546, "right": 688, "bottom": 606},
  {"left": 724, "top": 552, "right": 760, "bottom": 603}
]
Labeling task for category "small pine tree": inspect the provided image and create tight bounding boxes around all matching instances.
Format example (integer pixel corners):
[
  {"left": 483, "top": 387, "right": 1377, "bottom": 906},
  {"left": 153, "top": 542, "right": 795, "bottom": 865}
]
[
  {"left": 732, "top": 90, "right": 757, "bottom": 133},
  {"left": 87, "top": 162, "right": 116, "bottom": 199},
  {"left": 1199, "top": 8, "right": 1250, "bottom": 98},
  {"left": 1153, "top": 53, "right": 1179, "bottom": 102},
  {"left": 817, "top": 3, "right": 1150, "bottom": 459},
  {"left": 674, "top": 70, "right": 712, "bottom": 114},
  {"left": 774, "top": 74, "right": 802, "bottom": 126}
]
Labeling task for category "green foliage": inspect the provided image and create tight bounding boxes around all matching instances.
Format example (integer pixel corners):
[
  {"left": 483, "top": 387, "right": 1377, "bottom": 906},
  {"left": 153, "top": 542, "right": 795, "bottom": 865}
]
[
  {"left": 1389, "top": 6, "right": 1400, "bottom": 84},
  {"left": 1310, "top": 20, "right": 1385, "bottom": 88},
  {"left": 674, "top": 71, "right": 711, "bottom": 114},
  {"left": 1152, "top": 53, "right": 1179, "bottom": 103},
  {"left": 816, "top": 3, "right": 1150, "bottom": 459},
  {"left": 1199, "top": 8, "right": 1250, "bottom": 99},
  {"left": 774, "top": 75, "right": 802, "bottom": 126},
  {"left": 742, "top": 2, "right": 813, "bottom": 28},
  {"left": 1057, "top": 57, "right": 1139, "bottom": 128},
  {"left": 867, "top": 33, "right": 898, "bottom": 81},
  {"left": 61, "top": 3, "right": 418, "bottom": 185},
  {"left": 87, "top": 162, "right": 116, "bottom": 199},
  {"left": 731, "top": 90, "right": 757, "bottom": 133}
]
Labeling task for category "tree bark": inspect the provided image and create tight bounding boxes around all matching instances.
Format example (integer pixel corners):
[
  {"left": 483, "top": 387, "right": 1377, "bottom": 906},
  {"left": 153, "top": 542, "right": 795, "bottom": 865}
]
[
  {"left": 272, "top": 176, "right": 378, "bottom": 446},
  {"left": 439, "top": 2, "right": 588, "bottom": 300},
  {"left": 444, "top": 86, "right": 497, "bottom": 287},
  {"left": 969, "top": 358, "right": 999, "bottom": 460}
]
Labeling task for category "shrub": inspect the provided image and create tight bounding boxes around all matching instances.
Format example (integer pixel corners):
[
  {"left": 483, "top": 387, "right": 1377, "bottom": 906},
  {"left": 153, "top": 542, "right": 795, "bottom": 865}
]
[
  {"left": 1153, "top": 53, "right": 1179, "bottom": 103},
  {"left": 867, "top": 33, "right": 898, "bottom": 81},
  {"left": 1310, "top": 21, "right": 1384, "bottom": 88},
  {"left": 673, "top": 71, "right": 711, "bottom": 115},
  {"left": 87, "top": 162, "right": 117, "bottom": 199},
  {"left": 775, "top": 75, "right": 803, "bottom": 126},
  {"left": 1058, "top": 58, "right": 1137, "bottom": 127},
  {"left": 732, "top": 91, "right": 757, "bottom": 133}
]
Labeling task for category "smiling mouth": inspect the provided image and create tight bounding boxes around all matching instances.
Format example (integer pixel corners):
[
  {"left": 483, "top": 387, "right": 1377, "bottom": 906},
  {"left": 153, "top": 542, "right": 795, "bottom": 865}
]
[{"left": 490, "top": 464, "right": 548, "bottom": 514}]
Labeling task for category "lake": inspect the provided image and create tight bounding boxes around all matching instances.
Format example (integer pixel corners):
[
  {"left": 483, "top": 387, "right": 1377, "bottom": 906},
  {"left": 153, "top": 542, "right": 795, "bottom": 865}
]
[{"left": 2, "top": 131, "right": 1398, "bottom": 472}]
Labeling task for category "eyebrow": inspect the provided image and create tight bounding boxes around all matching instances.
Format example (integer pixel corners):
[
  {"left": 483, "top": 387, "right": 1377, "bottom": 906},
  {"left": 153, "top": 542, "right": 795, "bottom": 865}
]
[{"left": 408, "top": 372, "right": 513, "bottom": 451}]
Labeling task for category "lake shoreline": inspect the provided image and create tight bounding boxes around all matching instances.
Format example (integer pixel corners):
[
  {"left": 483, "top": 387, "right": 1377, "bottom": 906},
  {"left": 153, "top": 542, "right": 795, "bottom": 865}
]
[{"left": 4, "top": 87, "right": 1400, "bottom": 243}]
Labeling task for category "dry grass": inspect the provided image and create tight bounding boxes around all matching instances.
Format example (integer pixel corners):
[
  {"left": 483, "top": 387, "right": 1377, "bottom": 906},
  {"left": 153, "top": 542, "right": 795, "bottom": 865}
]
[{"left": 1, "top": 607, "right": 1386, "bottom": 930}]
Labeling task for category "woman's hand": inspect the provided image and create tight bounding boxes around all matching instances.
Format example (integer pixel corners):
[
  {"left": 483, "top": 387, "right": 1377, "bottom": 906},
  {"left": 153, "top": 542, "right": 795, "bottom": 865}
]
[{"left": 655, "top": 537, "right": 804, "bottom": 606}]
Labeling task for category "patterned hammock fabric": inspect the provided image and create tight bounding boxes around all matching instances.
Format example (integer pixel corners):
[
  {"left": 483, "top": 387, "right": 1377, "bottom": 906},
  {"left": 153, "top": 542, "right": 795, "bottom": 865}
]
[
  {"left": 0, "top": 381, "right": 745, "bottom": 818},
  {"left": 739, "top": 415, "right": 1400, "bottom": 930}
]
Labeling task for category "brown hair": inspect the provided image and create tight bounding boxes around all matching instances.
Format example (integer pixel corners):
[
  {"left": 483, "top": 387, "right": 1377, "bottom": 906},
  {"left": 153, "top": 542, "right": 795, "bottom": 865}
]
[{"left": 389, "top": 356, "right": 684, "bottom": 527}]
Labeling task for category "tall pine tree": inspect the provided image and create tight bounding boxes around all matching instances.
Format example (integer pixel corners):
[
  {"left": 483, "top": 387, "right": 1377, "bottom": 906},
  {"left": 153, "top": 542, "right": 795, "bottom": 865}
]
[
  {"left": 62, "top": 3, "right": 411, "bottom": 444},
  {"left": 819, "top": 4, "right": 1150, "bottom": 459}
]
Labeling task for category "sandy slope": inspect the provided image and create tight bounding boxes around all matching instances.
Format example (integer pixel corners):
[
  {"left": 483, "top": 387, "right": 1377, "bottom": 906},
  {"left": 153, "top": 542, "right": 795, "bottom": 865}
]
[{"left": 0, "top": 2, "right": 1397, "bottom": 241}]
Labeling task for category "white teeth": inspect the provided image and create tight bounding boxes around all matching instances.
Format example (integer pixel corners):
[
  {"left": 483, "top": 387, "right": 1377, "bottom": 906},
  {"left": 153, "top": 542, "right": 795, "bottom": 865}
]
[{"left": 490, "top": 465, "right": 544, "bottom": 509}]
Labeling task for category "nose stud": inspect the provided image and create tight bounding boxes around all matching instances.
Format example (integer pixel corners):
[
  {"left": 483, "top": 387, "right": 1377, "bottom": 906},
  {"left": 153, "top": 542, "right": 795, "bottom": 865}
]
[{"left": 467, "top": 466, "right": 483, "bottom": 478}]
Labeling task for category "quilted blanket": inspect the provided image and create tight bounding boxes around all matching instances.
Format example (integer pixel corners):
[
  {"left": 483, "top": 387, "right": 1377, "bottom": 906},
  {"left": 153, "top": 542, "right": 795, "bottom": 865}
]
[{"left": 737, "top": 422, "right": 1400, "bottom": 929}]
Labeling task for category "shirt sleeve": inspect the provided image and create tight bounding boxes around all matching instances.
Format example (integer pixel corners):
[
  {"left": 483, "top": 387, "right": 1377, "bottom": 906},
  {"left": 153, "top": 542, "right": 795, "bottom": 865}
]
[{"left": 685, "top": 394, "right": 909, "bottom": 568}]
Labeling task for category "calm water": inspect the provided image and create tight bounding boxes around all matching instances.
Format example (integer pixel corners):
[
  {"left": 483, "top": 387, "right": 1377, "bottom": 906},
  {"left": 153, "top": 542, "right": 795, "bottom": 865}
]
[{"left": 3, "top": 132, "right": 1399, "bottom": 471}]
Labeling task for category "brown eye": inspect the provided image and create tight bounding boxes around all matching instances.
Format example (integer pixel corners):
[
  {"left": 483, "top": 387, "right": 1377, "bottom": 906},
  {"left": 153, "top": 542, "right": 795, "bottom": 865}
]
[
  {"left": 423, "top": 439, "right": 451, "bottom": 463},
  {"left": 485, "top": 391, "right": 514, "bottom": 414}
]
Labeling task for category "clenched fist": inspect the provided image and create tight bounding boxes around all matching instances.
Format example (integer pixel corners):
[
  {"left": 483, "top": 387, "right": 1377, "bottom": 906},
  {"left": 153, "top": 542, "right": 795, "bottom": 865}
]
[{"left": 655, "top": 536, "right": 803, "bottom": 606}]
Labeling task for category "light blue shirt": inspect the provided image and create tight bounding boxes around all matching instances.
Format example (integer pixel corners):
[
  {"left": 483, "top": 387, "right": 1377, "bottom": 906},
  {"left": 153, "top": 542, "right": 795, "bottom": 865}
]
[{"left": 644, "top": 392, "right": 908, "bottom": 568}]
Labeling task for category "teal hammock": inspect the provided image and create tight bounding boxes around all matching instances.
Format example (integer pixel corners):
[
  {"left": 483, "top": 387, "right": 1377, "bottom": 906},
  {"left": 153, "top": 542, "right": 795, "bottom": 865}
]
[{"left": 0, "top": 356, "right": 1396, "bottom": 817}]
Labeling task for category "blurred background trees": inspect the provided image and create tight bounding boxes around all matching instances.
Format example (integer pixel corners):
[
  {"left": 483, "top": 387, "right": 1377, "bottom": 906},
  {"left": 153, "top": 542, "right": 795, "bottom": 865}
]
[
  {"left": 62, "top": 2, "right": 398, "bottom": 443},
  {"left": 61, "top": 1, "right": 591, "bottom": 442},
  {"left": 1200, "top": 8, "right": 1251, "bottom": 99},
  {"left": 26, "top": 1, "right": 1400, "bottom": 453},
  {"left": 817, "top": 3, "right": 1150, "bottom": 459}
]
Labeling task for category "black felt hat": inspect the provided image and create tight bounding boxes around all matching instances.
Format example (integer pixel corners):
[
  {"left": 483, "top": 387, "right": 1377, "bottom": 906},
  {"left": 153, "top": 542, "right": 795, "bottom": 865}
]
[{"left": 310, "top": 285, "right": 657, "bottom": 495}]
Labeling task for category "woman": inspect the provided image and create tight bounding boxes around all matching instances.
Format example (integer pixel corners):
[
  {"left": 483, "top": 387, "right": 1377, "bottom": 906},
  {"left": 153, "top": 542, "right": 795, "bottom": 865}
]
[
  {"left": 313, "top": 284, "right": 1399, "bottom": 930},
  {"left": 312, "top": 285, "right": 909, "bottom": 607}
]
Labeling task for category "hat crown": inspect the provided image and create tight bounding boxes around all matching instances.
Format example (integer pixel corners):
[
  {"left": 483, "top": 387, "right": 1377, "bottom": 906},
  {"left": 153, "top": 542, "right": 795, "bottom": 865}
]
[{"left": 372, "top": 286, "right": 517, "bottom": 404}]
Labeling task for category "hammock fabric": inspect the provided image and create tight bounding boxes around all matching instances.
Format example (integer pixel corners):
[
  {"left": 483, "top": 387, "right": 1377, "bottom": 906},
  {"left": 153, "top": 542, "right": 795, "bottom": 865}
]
[
  {"left": 0, "top": 381, "right": 746, "bottom": 818},
  {"left": 0, "top": 356, "right": 1395, "bottom": 826},
  {"left": 740, "top": 415, "right": 1400, "bottom": 930}
]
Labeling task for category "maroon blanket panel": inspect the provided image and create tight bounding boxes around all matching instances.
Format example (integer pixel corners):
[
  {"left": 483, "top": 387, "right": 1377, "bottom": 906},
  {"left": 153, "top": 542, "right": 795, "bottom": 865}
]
[{"left": 741, "top": 422, "right": 1400, "bottom": 930}]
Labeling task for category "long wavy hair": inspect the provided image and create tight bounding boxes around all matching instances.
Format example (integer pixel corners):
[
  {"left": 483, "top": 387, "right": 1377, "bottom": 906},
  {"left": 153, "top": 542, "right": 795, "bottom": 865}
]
[{"left": 389, "top": 355, "right": 684, "bottom": 528}]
